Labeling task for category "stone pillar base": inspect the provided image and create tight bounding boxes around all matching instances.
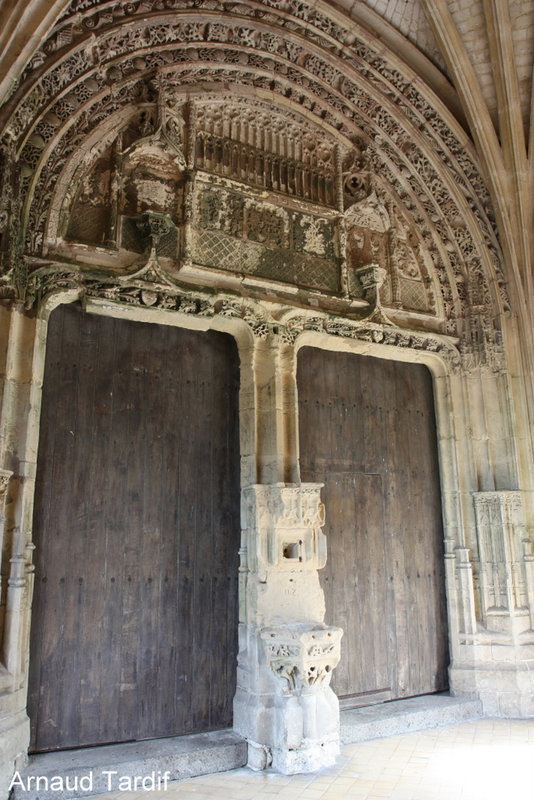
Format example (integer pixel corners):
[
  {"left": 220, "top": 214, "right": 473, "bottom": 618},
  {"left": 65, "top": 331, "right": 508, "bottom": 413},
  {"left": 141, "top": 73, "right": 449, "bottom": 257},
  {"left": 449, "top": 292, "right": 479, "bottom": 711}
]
[
  {"left": 271, "top": 736, "right": 339, "bottom": 774},
  {"left": 450, "top": 662, "right": 534, "bottom": 716},
  {"left": 0, "top": 709, "right": 29, "bottom": 800},
  {"left": 234, "top": 651, "right": 341, "bottom": 775},
  {"left": 235, "top": 484, "right": 344, "bottom": 774}
]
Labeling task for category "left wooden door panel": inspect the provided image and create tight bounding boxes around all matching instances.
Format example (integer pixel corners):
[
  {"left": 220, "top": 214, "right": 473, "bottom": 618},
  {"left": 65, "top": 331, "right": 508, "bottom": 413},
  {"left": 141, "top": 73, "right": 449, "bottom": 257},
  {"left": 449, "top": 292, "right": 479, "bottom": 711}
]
[{"left": 28, "top": 303, "right": 241, "bottom": 752}]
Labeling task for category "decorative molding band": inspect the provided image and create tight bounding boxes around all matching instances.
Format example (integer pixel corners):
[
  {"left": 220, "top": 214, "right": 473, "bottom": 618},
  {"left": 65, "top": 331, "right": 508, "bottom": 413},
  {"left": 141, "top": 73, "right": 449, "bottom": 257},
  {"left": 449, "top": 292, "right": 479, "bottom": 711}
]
[{"left": 22, "top": 267, "right": 464, "bottom": 372}]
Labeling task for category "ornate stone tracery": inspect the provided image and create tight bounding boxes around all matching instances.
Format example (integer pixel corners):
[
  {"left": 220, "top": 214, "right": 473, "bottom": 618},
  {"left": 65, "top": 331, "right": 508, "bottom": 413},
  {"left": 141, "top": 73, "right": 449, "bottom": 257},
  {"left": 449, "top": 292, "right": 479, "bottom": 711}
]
[{"left": 0, "top": 0, "right": 509, "bottom": 376}]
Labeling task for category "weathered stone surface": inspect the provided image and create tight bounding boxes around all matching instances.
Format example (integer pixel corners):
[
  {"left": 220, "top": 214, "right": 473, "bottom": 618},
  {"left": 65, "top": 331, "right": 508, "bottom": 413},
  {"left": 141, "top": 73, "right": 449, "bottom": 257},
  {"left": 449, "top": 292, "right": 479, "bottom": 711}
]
[{"left": 11, "top": 730, "right": 247, "bottom": 800}]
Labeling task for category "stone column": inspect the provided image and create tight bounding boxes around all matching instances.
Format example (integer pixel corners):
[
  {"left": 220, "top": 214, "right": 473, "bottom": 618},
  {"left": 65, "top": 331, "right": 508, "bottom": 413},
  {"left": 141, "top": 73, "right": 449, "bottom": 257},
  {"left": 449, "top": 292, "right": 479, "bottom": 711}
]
[
  {"left": 233, "top": 334, "right": 342, "bottom": 774},
  {"left": 0, "top": 302, "right": 45, "bottom": 798}
]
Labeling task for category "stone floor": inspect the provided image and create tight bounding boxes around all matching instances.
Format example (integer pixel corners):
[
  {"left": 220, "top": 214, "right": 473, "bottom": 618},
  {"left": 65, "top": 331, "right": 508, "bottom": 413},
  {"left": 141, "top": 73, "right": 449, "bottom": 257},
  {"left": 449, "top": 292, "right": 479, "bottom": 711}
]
[{"left": 85, "top": 718, "right": 534, "bottom": 800}]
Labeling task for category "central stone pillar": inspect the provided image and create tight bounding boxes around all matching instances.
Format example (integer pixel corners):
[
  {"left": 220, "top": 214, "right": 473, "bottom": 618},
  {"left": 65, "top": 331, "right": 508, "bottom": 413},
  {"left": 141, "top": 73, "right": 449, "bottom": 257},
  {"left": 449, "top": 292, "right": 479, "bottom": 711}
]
[{"left": 233, "top": 483, "right": 342, "bottom": 774}]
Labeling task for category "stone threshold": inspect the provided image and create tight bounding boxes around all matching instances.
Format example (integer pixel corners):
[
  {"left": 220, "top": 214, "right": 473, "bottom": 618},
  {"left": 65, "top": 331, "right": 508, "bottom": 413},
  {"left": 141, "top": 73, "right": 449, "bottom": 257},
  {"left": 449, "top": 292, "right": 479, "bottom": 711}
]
[
  {"left": 340, "top": 692, "right": 484, "bottom": 744},
  {"left": 11, "top": 729, "right": 247, "bottom": 800},
  {"left": 11, "top": 694, "right": 483, "bottom": 800}
]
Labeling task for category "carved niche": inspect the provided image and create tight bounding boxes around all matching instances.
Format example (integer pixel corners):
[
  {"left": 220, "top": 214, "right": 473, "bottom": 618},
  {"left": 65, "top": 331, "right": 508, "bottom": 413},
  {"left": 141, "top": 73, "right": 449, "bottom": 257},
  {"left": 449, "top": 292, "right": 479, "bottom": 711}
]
[
  {"left": 64, "top": 102, "right": 187, "bottom": 260},
  {"left": 344, "top": 159, "right": 436, "bottom": 316},
  {"left": 241, "top": 484, "right": 328, "bottom": 580},
  {"left": 473, "top": 492, "right": 534, "bottom": 631}
]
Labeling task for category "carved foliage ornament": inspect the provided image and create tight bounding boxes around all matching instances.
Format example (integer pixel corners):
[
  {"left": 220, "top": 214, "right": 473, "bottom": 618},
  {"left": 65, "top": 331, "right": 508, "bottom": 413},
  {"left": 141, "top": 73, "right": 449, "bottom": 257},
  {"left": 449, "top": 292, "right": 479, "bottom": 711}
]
[
  {"left": 15, "top": 78, "right": 500, "bottom": 355},
  {"left": 1, "top": 4, "right": 501, "bottom": 282},
  {"left": 0, "top": 1, "right": 508, "bottom": 372},
  {"left": 261, "top": 626, "right": 343, "bottom": 694},
  {"left": 22, "top": 267, "right": 462, "bottom": 376}
]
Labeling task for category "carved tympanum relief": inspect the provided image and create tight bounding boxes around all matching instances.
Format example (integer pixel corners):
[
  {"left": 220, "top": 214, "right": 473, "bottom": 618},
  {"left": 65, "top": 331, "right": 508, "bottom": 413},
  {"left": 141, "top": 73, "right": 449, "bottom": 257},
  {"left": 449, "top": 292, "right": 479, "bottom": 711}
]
[
  {"left": 28, "top": 90, "right": 442, "bottom": 340},
  {"left": 0, "top": 0, "right": 509, "bottom": 374}
]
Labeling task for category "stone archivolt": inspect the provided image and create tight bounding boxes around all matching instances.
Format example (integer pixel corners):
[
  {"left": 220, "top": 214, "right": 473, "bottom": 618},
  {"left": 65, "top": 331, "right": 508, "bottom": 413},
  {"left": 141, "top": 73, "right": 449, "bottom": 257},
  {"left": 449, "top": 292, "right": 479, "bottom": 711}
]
[{"left": 0, "top": 0, "right": 509, "bottom": 373}]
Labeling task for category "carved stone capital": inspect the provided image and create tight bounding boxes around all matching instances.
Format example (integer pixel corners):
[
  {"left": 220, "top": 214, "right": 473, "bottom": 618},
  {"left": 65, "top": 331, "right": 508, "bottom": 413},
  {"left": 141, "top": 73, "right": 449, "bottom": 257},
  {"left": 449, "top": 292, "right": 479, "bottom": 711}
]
[{"left": 261, "top": 624, "right": 342, "bottom": 694}]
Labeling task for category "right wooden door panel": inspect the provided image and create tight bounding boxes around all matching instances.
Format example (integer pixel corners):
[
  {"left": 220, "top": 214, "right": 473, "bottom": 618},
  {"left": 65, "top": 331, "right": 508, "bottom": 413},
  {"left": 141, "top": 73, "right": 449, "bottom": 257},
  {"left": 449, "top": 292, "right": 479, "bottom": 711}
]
[{"left": 297, "top": 346, "right": 449, "bottom": 707}]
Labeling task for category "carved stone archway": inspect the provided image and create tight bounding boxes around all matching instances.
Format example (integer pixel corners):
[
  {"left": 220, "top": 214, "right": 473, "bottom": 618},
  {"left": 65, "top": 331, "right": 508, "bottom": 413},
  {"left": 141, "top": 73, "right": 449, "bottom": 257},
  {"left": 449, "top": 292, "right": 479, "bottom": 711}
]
[{"left": 0, "top": 1, "right": 533, "bottom": 796}]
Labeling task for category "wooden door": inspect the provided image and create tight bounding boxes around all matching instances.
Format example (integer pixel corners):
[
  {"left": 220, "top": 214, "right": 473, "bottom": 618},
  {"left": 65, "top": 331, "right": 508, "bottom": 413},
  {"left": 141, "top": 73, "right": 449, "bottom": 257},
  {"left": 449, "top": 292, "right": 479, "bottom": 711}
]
[
  {"left": 28, "top": 303, "right": 241, "bottom": 752},
  {"left": 297, "top": 346, "right": 449, "bottom": 708}
]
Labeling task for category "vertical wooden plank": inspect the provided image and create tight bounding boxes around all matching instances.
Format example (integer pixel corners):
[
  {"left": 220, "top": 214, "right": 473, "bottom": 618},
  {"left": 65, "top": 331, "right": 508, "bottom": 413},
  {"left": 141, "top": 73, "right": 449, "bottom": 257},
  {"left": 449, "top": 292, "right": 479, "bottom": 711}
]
[{"left": 28, "top": 307, "right": 70, "bottom": 750}]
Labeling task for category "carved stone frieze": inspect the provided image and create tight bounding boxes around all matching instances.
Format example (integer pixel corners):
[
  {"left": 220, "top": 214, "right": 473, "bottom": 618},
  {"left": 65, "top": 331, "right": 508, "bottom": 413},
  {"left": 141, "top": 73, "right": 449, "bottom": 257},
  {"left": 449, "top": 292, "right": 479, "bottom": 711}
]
[
  {"left": 261, "top": 625, "right": 342, "bottom": 694},
  {"left": 281, "top": 312, "right": 462, "bottom": 371},
  {"left": 242, "top": 484, "right": 327, "bottom": 577},
  {"left": 83, "top": 279, "right": 211, "bottom": 316},
  {"left": 21, "top": 262, "right": 464, "bottom": 370},
  {"left": 25, "top": 267, "right": 81, "bottom": 308},
  {"left": 193, "top": 179, "right": 341, "bottom": 292},
  {"left": 472, "top": 492, "right": 531, "bottom": 630}
]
